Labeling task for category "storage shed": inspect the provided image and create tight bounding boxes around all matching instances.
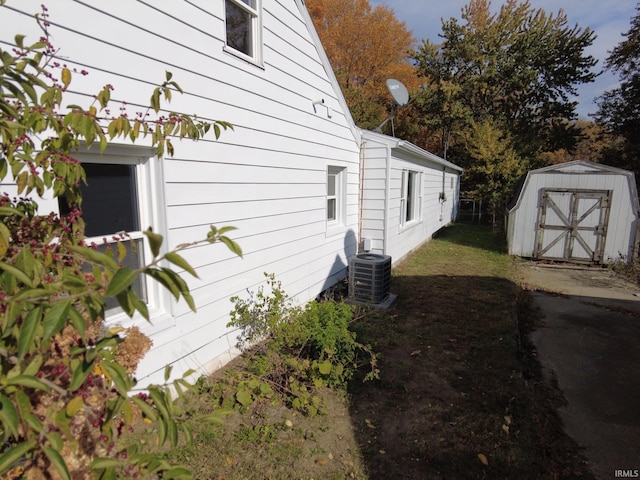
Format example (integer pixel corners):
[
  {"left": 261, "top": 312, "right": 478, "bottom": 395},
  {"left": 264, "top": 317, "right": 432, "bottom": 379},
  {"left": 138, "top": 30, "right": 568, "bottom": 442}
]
[
  {"left": 359, "top": 130, "right": 463, "bottom": 263},
  {"left": 507, "top": 160, "right": 640, "bottom": 264}
]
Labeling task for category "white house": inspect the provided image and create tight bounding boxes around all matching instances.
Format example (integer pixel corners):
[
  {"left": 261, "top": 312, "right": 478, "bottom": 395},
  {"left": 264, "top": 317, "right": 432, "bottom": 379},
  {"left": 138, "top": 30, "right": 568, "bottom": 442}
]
[
  {"left": 1, "top": 0, "right": 464, "bottom": 387},
  {"left": 1, "top": 0, "right": 361, "bottom": 386},
  {"left": 507, "top": 160, "right": 639, "bottom": 264},
  {"left": 359, "top": 130, "right": 463, "bottom": 263}
]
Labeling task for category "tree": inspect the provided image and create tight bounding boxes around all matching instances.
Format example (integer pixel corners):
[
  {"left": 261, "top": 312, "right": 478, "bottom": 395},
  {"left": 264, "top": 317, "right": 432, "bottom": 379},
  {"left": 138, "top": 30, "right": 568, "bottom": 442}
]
[
  {"left": 458, "top": 117, "right": 525, "bottom": 224},
  {"left": 0, "top": 6, "right": 240, "bottom": 479},
  {"left": 594, "top": 3, "right": 640, "bottom": 174},
  {"left": 306, "top": 0, "right": 420, "bottom": 130},
  {"left": 412, "top": 0, "right": 597, "bottom": 158}
]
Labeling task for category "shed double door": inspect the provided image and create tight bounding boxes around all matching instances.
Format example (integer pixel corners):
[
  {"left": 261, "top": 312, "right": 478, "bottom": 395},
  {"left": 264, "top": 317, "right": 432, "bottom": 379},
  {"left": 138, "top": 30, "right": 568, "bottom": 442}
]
[{"left": 534, "top": 189, "right": 611, "bottom": 263}]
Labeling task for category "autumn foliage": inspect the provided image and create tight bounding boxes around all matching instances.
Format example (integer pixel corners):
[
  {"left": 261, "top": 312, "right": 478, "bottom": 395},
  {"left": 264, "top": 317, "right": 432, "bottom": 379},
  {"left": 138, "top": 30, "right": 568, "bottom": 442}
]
[{"left": 306, "top": 0, "right": 419, "bottom": 129}]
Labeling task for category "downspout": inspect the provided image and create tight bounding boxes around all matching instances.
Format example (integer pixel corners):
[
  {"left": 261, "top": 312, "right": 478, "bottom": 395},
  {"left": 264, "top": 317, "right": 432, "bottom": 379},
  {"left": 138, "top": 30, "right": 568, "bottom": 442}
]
[
  {"left": 358, "top": 139, "right": 366, "bottom": 253},
  {"left": 440, "top": 166, "right": 446, "bottom": 223},
  {"left": 383, "top": 142, "right": 391, "bottom": 256}
]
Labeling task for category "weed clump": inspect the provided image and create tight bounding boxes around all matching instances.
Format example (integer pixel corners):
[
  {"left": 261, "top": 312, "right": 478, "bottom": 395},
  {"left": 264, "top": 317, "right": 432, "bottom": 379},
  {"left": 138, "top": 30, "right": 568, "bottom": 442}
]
[{"left": 223, "top": 273, "right": 378, "bottom": 415}]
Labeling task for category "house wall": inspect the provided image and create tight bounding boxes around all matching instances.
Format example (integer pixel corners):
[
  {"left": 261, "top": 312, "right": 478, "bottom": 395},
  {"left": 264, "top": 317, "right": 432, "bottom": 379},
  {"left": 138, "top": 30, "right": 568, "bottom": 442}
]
[
  {"left": 507, "top": 167, "right": 639, "bottom": 262},
  {"left": 1, "top": 0, "right": 360, "bottom": 385},
  {"left": 360, "top": 133, "right": 462, "bottom": 263}
]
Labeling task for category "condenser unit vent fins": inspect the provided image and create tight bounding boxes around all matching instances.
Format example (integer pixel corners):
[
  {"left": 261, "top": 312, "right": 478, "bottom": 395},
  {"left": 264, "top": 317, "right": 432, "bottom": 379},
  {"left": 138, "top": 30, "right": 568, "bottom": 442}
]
[{"left": 348, "top": 253, "right": 392, "bottom": 303}]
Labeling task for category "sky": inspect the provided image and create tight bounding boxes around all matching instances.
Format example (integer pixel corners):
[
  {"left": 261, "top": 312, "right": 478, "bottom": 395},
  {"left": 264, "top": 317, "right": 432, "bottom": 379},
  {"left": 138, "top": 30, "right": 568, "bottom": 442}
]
[{"left": 369, "top": 0, "right": 638, "bottom": 119}]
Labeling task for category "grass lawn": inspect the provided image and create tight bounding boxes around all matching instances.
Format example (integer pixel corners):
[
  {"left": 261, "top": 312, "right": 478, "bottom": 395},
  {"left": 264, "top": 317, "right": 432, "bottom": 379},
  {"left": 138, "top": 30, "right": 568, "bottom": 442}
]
[{"left": 130, "top": 222, "right": 593, "bottom": 479}]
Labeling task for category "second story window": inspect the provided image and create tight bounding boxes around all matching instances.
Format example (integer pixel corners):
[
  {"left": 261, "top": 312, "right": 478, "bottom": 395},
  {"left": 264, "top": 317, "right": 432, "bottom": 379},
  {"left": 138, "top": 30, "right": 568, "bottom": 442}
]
[{"left": 225, "top": 0, "right": 262, "bottom": 63}]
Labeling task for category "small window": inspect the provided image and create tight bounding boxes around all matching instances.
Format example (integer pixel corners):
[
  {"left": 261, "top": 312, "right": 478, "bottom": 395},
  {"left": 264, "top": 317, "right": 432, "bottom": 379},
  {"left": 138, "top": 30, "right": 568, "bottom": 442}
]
[
  {"left": 59, "top": 163, "right": 146, "bottom": 309},
  {"left": 327, "top": 166, "right": 345, "bottom": 226},
  {"left": 57, "top": 149, "right": 166, "bottom": 321},
  {"left": 225, "top": 0, "right": 262, "bottom": 62},
  {"left": 401, "top": 169, "right": 422, "bottom": 225}
]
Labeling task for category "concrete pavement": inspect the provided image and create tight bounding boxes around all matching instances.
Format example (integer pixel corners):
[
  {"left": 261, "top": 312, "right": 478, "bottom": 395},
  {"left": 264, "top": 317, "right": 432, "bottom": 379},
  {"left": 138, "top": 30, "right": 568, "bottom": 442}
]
[{"left": 519, "top": 263, "right": 640, "bottom": 480}]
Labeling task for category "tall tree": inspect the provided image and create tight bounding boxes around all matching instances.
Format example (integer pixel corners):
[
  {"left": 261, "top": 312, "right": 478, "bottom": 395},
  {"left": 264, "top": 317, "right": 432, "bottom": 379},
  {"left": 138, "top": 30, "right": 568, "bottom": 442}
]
[
  {"left": 594, "top": 3, "right": 640, "bottom": 174},
  {"left": 412, "top": 0, "right": 597, "bottom": 158},
  {"left": 307, "top": 0, "right": 419, "bottom": 130},
  {"left": 459, "top": 117, "right": 525, "bottom": 223}
]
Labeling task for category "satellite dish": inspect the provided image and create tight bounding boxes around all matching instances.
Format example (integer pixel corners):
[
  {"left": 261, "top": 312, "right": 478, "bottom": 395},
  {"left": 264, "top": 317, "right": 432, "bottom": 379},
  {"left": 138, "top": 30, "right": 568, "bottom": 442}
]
[{"left": 386, "top": 79, "right": 409, "bottom": 107}]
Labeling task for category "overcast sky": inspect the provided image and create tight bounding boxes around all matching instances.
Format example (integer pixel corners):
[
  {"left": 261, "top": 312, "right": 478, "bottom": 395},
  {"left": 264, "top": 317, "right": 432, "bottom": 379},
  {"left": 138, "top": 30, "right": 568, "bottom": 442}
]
[{"left": 369, "top": 0, "right": 638, "bottom": 119}]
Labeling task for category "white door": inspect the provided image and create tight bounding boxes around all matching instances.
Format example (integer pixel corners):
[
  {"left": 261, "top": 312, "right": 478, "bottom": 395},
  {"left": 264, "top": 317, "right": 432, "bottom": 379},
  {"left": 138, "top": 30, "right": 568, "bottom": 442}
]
[{"left": 534, "top": 189, "right": 611, "bottom": 263}]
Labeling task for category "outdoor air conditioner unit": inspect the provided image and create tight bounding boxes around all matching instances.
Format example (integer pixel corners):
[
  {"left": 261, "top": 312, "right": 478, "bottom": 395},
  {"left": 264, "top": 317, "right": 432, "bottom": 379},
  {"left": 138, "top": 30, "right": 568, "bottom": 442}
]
[{"left": 348, "top": 253, "right": 392, "bottom": 303}]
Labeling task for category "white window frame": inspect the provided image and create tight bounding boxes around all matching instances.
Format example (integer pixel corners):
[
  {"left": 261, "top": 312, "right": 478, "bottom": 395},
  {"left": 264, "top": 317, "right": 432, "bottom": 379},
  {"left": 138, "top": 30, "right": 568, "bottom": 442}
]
[
  {"left": 224, "top": 0, "right": 263, "bottom": 65},
  {"left": 326, "top": 165, "right": 346, "bottom": 232},
  {"left": 400, "top": 169, "right": 422, "bottom": 227},
  {"left": 66, "top": 145, "right": 172, "bottom": 330}
]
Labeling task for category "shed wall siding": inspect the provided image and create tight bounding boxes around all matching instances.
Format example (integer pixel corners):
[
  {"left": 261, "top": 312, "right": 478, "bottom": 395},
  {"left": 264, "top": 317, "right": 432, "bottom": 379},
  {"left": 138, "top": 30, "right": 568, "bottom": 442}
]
[
  {"left": 2, "top": 0, "right": 360, "bottom": 385},
  {"left": 508, "top": 170, "right": 638, "bottom": 262}
]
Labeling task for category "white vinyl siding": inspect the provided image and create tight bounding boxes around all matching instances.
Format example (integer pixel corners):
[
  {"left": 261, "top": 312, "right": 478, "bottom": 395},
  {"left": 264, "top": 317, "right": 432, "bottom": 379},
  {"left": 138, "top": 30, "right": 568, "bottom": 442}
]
[
  {"left": 1, "top": 0, "right": 360, "bottom": 386},
  {"left": 359, "top": 130, "right": 462, "bottom": 263}
]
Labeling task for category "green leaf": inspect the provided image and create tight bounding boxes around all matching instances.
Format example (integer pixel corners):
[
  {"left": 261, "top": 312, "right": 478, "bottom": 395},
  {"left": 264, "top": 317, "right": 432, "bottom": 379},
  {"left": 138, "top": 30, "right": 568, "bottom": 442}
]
[
  {"left": 164, "top": 252, "right": 198, "bottom": 278},
  {"left": 105, "top": 266, "right": 137, "bottom": 296},
  {"left": 0, "top": 394, "right": 20, "bottom": 438},
  {"left": 168, "top": 418, "right": 178, "bottom": 447},
  {"left": 157, "top": 416, "right": 168, "bottom": 446},
  {"left": 144, "top": 228, "right": 163, "bottom": 257},
  {"left": 18, "top": 306, "right": 42, "bottom": 359},
  {"left": 68, "top": 307, "right": 87, "bottom": 338},
  {"left": 318, "top": 360, "right": 332, "bottom": 375},
  {"left": 8, "top": 287, "right": 49, "bottom": 302},
  {"left": 68, "top": 361, "right": 93, "bottom": 392},
  {"left": 23, "top": 353, "right": 44, "bottom": 377},
  {"left": 148, "top": 388, "right": 170, "bottom": 420},
  {"left": 69, "top": 245, "right": 118, "bottom": 270},
  {"left": 150, "top": 87, "right": 161, "bottom": 113},
  {"left": 144, "top": 267, "right": 181, "bottom": 300},
  {"left": 91, "top": 457, "right": 122, "bottom": 470},
  {"left": 163, "top": 466, "right": 192, "bottom": 479},
  {"left": 131, "top": 291, "right": 150, "bottom": 320},
  {"left": 7, "top": 375, "right": 50, "bottom": 392},
  {"left": 130, "top": 396, "right": 158, "bottom": 422},
  {"left": 216, "top": 225, "right": 237, "bottom": 235},
  {"left": 43, "top": 445, "right": 71, "bottom": 480},
  {"left": 101, "top": 361, "right": 130, "bottom": 396},
  {"left": 43, "top": 299, "right": 71, "bottom": 340},
  {"left": 66, "top": 396, "right": 84, "bottom": 417},
  {"left": 115, "top": 289, "right": 135, "bottom": 317},
  {"left": 235, "top": 389, "right": 253, "bottom": 407},
  {"left": 0, "top": 439, "right": 36, "bottom": 474},
  {"left": 219, "top": 236, "right": 243, "bottom": 257},
  {"left": 45, "top": 431, "right": 64, "bottom": 451},
  {"left": 0, "top": 261, "right": 33, "bottom": 287},
  {"left": 0, "top": 223, "right": 10, "bottom": 258},
  {"left": 164, "top": 365, "right": 173, "bottom": 382}
]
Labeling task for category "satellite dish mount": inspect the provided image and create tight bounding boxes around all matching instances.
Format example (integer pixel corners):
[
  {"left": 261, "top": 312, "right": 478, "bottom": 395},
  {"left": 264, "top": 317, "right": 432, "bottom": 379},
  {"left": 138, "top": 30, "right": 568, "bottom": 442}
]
[{"left": 374, "top": 79, "right": 410, "bottom": 136}]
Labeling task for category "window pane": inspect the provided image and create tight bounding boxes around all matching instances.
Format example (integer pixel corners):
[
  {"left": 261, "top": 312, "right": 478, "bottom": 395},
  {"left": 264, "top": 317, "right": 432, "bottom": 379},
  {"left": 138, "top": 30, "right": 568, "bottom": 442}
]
[
  {"left": 60, "top": 163, "right": 139, "bottom": 237},
  {"left": 327, "top": 174, "right": 336, "bottom": 196},
  {"left": 327, "top": 198, "right": 336, "bottom": 221},
  {"left": 406, "top": 171, "right": 414, "bottom": 221},
  {"left": 98, "top": 238, "right": 147, "bottom": 310},
  {"left": 226, "top": 0, "right": 253, "bottom": 57}
]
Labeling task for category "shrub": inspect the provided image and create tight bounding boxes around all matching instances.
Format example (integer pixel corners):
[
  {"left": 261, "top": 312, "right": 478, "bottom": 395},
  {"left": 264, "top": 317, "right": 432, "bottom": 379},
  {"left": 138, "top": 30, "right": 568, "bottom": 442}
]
[
  {"left": 0, "top": 5, "right": 240, "bottom": 478},
  {"left": 227, "top": 274, "right": 378, "bottom": 415}
]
